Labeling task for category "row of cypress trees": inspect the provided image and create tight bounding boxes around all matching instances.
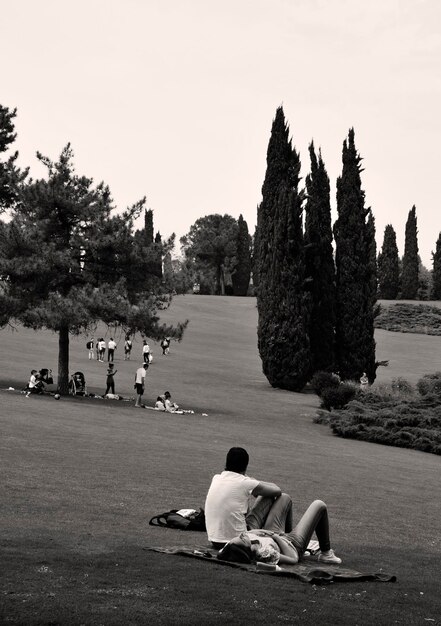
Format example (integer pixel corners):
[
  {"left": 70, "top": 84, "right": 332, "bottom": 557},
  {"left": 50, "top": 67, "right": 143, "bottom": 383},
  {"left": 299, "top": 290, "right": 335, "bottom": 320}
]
[
  {"left": 255, "top": 107, "right": 377, "bottom": 391},
  {"left": 378, "top": 207, "right": 441, "bottom": 300}
]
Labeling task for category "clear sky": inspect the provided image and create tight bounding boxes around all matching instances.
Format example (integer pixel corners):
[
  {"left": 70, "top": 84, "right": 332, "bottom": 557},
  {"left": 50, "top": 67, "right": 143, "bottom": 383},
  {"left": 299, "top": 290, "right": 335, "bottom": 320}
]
[{"left": 1, "top": 0, "right": 440, "bottom": 265}]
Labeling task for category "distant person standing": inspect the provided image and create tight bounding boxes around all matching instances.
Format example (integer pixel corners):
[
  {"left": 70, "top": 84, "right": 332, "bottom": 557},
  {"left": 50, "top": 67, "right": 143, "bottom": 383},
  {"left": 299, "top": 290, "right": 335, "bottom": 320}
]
[
  {"left": 134, "top": 362, "right": 149, "bottom": 408},
  {"left": 161, "top": 337, "right": 170, "bottom": 355},
  {"left": 360, "top": 372, "right": 369, "bottom": 390},
  {"left": 142, "top": 340, "right": 151, "bottom": 364},
  {"left": 105, "top": 363, "right": 118, "bottom": 395},
  {"left": 98, "top": 338, "right": 106, "bottom": 362},
  {"left": 107, "top": 337, "right": 116, "bottom": 362},
  {"left": 87, "top": 337, "right": 95, "bottom": 360},
  {"left": 124, "top": 335, "right": 133, "bottom": 360}
]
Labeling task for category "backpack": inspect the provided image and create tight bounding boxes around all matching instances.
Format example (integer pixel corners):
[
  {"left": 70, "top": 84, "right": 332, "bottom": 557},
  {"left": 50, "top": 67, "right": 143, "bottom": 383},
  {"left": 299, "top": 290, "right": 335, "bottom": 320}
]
[
  {"left": 149, "top": 508, "right": 206, "bottom": 531},
  {"left": 86, "top": 341, "right": 93, "bottom": 349}
]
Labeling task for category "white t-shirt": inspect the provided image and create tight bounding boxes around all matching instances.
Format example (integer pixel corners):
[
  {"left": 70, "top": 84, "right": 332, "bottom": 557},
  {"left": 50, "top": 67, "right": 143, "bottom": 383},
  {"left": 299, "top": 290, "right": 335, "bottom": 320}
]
[
  {"left": 142, "top": 344, "right": 150, "bottom": 354},
  {"left": 204, "top": 471, "right": 259, "bottom": 543},
  {"left": 108, "top": 340, "right": 116, "bottom": 350},
  {"left": 135, "top": 367, "right": 146, "bottom": 384}
]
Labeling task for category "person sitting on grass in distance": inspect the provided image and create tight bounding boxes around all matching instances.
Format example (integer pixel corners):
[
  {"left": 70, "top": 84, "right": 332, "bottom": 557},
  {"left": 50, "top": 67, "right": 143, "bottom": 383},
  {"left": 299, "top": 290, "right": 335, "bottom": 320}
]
[
  {"left": 26, "top": 371, "right": 45, "bottom": 397},
  {"left": 163, "top": 391, "right": 179, "bottom": 412},
  {"left": 154, "top": 396, "right": 166, "bottom": 411},
  {"left": 217, "top": 499, "right": 342, "bottom": 566},
  {"left": 204, "top": 447, "right": 293, "bottom": 551}
]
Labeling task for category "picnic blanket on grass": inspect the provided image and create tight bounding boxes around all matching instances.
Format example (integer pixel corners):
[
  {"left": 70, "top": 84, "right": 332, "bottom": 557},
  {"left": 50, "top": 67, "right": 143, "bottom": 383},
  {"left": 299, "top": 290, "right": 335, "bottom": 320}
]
[{"left": 144, "top": 546, "right": 396, "bottom": 585}]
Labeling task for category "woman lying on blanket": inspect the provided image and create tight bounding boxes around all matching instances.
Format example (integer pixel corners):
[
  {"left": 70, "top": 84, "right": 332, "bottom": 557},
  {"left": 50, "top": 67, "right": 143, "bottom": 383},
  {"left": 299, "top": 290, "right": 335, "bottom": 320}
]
[{"left": 217, "top": 500, "right": 342, "bottom": 566}]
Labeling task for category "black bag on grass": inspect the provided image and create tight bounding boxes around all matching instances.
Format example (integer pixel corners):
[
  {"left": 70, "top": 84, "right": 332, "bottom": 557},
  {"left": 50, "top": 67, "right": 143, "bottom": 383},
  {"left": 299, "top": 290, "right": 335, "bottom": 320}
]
[{"left": 149, "top": 508, "right": 206, "bottom": 531}]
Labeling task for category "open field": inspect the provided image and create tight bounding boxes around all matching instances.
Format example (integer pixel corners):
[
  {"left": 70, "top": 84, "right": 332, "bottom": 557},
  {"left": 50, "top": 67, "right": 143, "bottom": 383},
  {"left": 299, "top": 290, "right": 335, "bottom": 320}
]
[{"left": 1, "top": 296, "right": 441, "bottom": 624}]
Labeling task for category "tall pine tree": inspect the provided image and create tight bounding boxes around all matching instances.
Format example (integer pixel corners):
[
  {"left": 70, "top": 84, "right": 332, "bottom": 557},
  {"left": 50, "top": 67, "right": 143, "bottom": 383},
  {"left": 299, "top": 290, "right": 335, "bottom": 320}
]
[
  {"left": 378, "top": 224, "right": 400, "bottom": 299},
  {"left": 256, "top": 107, "right": 311, "bottom": 391},
  {"left": 334, "top": 129, "right": 376, "bottom": 382},
  {"left": 401, "top": 205, "right": 419, "bottom": 299},
  {"left": 232, "top": 214, "right": 251, "bottom": 296},
  {"left": 432, "top": 233, "right": 441, "bottom": 300},
  {"left": 0, "top": 145, "right": 186, "bottom": 393},
  {"left": 0, "top": 105, "right": 27, "bottom": 211},
  {"left": 304, "top": 142, "right": 335, "bottom": 373}
]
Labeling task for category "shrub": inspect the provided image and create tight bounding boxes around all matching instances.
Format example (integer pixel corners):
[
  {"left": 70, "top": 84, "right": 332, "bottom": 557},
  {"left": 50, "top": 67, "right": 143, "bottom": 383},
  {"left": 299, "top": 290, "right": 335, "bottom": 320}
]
[
  {"left": 310, "top": 371, "right": 340, "bottom": 397},
  {"left": 375, "top": 303, "right": 441, "bottom": 336},
  {"left": 321, "top": 382, "right": 358, "bottom": 411},
  {"left": 318, "top": 385, "right": 441, "bottom": 455},
  {"left": 391, "top": 378, "right": 414, "bottom": 395},
  {"left": 417, "top": 372, "right": 441, "bottom": 398}
]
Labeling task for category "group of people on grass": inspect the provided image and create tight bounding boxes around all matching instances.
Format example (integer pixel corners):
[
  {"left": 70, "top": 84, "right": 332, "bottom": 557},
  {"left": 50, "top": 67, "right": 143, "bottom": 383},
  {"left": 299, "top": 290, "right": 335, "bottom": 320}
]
[
  {"left": 204, "top": 447, "right": 342, "bottom": 568},
  {"left": 86, "top": 335, "right": 171, "bottom": 364},
  {"left": 133, "top": 361, "right": 179, "bottom": 411}
]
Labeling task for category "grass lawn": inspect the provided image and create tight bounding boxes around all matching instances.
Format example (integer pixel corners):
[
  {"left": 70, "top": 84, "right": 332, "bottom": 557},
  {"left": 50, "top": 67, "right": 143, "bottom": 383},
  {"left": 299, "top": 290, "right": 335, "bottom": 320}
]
[{"left": 1, "top": 296, "right": 440, "bottom": 625}]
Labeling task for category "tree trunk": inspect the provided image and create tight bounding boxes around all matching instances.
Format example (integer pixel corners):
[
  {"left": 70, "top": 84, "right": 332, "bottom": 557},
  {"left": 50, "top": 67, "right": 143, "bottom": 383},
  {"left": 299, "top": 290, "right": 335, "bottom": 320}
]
[
  {"left": 219, "top": 265, "right": 225, "bottom": 296},
  {"left": 58, "top": 325, "right": 70, "bottom": 395}
]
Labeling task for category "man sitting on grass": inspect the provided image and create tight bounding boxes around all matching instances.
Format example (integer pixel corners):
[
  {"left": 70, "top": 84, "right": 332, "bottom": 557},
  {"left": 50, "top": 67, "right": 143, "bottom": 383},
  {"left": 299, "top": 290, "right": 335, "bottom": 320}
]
[{"left": 204, "top": 447, "right": 293, "bottom": 550}]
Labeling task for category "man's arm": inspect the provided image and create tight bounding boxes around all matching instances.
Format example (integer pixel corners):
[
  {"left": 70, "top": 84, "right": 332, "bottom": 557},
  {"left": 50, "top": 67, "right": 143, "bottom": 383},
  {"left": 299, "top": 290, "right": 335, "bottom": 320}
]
[{"left": 251, "top": 481, "right": 282, "bottom": 498}]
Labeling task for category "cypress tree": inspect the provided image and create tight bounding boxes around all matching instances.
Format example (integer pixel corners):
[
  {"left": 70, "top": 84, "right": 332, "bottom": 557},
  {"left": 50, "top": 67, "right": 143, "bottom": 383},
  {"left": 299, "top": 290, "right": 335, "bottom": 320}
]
[
  {"left": 232, "top": 214, "right": 251, "bottom": 296},
  {"left": 251, "top": 222, "right": 259, "bottom": 289},
  {"left": 334, "top": 129, "right": 376, "bottom": 382},
  {"left": 256, "top": 107, "right": 311, "bottom": 391},
  {"left": 401, "top": 205, "right": 419, "bottom": 299},
  {"left": 432, "top": 233, "right": 441, "bottom": 300},
  {"left": 304, "top": 142, "right": 336, "bottom": 373},
  {"left": 378, "top": 225, "right": 400, "bottom": 299},
  {"left": 144, "top": 209, "right": 154, "bottom": 245}
]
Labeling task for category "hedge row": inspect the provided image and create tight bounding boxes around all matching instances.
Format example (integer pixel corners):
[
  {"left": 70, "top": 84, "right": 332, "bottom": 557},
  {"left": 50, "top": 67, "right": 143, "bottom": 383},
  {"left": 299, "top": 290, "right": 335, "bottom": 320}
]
[
  {"left": 313, "top": 374, "right": 441, "bottom": 456},
  {"left": 374, "top": 303, "right": 441, "bottom": 335}
]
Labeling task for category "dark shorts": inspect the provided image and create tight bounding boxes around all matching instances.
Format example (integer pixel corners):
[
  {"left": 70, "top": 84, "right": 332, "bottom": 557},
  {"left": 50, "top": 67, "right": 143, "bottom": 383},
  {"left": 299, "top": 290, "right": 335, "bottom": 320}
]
[{"left": 135, "top": 383, "right": 144, "bottom": 395}]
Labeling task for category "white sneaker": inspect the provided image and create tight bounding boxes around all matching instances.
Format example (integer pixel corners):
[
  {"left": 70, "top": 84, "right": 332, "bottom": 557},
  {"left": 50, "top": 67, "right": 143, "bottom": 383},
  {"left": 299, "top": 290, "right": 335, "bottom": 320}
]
[{"left": 318, "top": 549, "right": 342, "bottom": 564}]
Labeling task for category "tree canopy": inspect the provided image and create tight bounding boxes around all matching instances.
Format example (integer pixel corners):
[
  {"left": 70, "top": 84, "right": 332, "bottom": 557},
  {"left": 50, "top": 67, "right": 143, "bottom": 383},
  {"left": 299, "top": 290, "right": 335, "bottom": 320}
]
[
  {"left": 256, "top": 106, "right": 311, "bottom": 391},
  {"left": 401, "top": 205, "right": 419, "bottom": 299},
  {"left": 232, "top": 214, "right": 251, "bottom": 296},
  {"left": 0, "top": 140, "right": 186, "bottom": 393},
  {"left": 378, "top": 224, "right": 400, "bottom": 299},
  {"left": 334, "top": 129, "right": 376, "bottom": 383},
  {"left": 180, "top": 214, "right": 239, "bottom": 295},
  {"left": 304, "top": 142, "right": 336, "bottom": 374}
]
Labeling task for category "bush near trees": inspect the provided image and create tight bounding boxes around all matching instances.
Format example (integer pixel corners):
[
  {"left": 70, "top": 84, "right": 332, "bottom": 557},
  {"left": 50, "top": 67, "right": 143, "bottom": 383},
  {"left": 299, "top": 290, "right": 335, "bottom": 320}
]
[
  {"left": 314, "top": 378, "right": 441, "bottom": 456},
  {"left": 378, "top": 224, "right": 400, "bottom": 299},
  {"left": 304, "top": 142, "right": 336, "bottom": 374},
  {"left": 401, "top": 205, "right": 419, "bottom": 299},
  {"left": 256, "top": 106, "right": 311, "bottom": 391},
  {"left": 0, "top": 116, "right": 186, "bottom": 394},
  {"left": 334, "top": 129, "right": 377, "bottom": 383},
  {"left": 374, "top": 302, "right": 441, "bottom": 335}
]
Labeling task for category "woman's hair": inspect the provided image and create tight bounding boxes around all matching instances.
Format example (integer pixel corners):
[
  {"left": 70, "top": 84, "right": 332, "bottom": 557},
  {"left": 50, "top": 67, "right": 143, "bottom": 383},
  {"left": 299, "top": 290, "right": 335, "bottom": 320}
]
[
  {"left": 217, "top": 535, "right": 254, "bottom": 564},
  {"left": 225, "top": 447, "right": 249, "bottom": 473}
]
